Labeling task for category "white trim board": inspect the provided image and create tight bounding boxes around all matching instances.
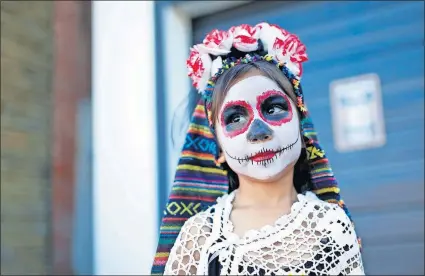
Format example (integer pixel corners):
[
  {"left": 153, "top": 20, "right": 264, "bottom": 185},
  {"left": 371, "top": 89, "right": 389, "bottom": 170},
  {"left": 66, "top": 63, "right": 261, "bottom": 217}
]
[
  {"left": 92, "top": 1, "right": 157, "bottom": 274},
  {"left": 175, "top": 0, "right": 253, "bottom": 18}
]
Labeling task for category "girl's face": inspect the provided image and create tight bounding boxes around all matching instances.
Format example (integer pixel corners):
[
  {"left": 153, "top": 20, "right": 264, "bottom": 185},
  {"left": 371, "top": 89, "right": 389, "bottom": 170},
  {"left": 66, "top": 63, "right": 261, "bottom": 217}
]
[{"left": 215, "top": 75, "right": 301, "bottom": 180}]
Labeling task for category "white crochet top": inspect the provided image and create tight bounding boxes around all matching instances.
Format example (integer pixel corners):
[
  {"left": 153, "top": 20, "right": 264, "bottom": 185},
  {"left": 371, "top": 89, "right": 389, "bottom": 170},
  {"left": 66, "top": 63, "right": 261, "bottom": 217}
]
[{"left": 164, "top": 191, "right": 364, "bottom": 275}]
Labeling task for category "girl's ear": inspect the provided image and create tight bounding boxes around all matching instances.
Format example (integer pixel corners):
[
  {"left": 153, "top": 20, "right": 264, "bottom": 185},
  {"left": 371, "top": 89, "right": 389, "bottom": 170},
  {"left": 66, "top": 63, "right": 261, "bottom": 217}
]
[
  {"left": 298, "top": 119, "right": 306, "bottom": 149},
  {"left": 217, "top": 151, "right": 226, "bottom": 164}
]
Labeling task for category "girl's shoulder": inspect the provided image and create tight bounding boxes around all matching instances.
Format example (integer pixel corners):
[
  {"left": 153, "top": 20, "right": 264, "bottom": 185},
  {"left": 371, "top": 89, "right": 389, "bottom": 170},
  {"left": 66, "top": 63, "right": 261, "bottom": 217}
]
[
  {"left": 301, "top": 191, "right": 351, "bottom": 223},
  {"left": 301, "top": 192, "right": 358, "bottom": 246},
  {"left": 179, "top": 192, "right": 231, "bottom": 234}
]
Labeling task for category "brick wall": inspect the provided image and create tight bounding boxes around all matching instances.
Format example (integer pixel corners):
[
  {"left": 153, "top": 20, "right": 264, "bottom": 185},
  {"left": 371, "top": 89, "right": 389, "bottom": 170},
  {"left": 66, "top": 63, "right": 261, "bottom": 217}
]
[{"left": 1, "top": 1, "right": 54, "bottom": 274}]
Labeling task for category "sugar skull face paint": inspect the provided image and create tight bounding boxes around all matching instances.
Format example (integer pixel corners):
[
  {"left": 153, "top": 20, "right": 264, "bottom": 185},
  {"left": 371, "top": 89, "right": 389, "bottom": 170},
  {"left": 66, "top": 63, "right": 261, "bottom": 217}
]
[{"left": 216, "top": 75, "right": 302, "bottom": 180}]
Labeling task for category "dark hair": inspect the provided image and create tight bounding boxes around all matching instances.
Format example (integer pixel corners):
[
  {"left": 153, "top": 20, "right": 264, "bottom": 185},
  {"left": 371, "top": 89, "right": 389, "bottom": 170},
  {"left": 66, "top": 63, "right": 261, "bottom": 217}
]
[{"left": 209, "top": 61, "right": 311, "bottom": 194}]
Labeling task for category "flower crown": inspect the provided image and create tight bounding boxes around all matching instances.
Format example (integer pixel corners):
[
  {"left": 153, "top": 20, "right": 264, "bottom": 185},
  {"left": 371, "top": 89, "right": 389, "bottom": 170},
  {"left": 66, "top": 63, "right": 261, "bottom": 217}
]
[{"left": 186, "top": 22, "right": 309, "bottom": 95}]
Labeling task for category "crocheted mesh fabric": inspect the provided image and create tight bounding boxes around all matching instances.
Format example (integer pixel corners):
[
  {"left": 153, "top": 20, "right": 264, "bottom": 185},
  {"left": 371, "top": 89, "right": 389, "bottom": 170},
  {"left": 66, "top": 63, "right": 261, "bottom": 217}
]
[{"left": 164, "top": 192, "right": 364, "bottom": 276}]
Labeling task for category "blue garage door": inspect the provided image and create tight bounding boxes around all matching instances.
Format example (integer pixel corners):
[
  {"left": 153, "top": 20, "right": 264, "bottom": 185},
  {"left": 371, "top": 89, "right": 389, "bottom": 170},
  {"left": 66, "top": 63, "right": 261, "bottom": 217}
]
[{"left": 193, "top": 1, "right": 424, "bottom": 275}]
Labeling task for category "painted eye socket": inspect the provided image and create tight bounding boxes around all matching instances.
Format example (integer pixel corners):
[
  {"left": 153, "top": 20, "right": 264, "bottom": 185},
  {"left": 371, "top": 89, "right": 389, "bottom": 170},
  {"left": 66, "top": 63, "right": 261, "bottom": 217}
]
[
  {"left": 220, "top": 100, "right": 254, "bottom": 138},
  {"left": 261, "top": 96, "right": 288, "bottom": 115},
  {"left": 222, "top": 104, "right": 250, "bottom": 126},
  {"left": 256, "top": 90, "right": 293, "bottom": 126},
  {"left": 225, "top": 113, "right": 247, "bottom": 125}
]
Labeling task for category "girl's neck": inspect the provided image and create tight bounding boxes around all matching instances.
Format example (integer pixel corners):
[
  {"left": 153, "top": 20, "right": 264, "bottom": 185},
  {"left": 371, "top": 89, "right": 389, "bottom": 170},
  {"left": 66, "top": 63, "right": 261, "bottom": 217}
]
[{"left": 233, "top": 166, "right": 298, "bottom": 209}]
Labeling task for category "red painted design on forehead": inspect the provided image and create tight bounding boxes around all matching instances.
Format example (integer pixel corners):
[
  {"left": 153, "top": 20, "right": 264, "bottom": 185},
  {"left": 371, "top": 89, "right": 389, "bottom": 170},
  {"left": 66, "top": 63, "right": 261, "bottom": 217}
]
[
  {"left": 256, "top": 89, "right": 293, "bottom": 126},
  {"left": 220, "top": 100, "right": 254, "bottom": 138}
]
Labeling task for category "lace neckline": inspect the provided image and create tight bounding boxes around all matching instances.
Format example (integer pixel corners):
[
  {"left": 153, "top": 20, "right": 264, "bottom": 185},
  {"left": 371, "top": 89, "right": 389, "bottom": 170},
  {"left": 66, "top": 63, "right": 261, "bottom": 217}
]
[{"left": 218, "top": 190, "right": 315, "bottom": 243}]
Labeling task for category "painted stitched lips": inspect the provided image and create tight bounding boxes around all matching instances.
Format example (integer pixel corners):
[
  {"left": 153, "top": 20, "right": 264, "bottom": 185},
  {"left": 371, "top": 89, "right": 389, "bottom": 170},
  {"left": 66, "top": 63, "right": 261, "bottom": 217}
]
[
  {"left": 250, "top": 150, "right": 277, "bottom": 162},
  {"left": 226, "top": 135, "right": 299, "bottom": 167}
]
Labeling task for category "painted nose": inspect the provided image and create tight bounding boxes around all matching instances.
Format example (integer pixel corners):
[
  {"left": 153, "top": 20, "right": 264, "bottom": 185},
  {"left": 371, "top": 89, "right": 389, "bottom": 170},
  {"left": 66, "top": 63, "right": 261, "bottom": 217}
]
[{"left": 246, "top": 119, "right": 273, "bottom": 143}]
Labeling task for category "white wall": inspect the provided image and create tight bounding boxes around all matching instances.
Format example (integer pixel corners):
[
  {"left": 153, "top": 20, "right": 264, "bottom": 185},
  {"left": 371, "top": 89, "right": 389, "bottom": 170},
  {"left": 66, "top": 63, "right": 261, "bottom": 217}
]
[{"left": 92, "top": 1, "right": 157, "bottom": 274}]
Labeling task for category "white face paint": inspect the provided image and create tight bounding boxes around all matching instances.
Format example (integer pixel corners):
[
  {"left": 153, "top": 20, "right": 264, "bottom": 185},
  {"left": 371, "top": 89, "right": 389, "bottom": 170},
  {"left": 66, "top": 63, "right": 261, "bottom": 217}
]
[{"left": 216, "top": 75, "right": 302, "bottom": 180}]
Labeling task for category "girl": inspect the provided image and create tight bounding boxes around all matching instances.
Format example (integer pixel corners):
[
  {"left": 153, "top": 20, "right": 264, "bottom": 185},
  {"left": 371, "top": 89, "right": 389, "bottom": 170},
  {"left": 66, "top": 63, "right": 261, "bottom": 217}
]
[{"left": 152, "top": 23, "right": 364, "bottom": 276}]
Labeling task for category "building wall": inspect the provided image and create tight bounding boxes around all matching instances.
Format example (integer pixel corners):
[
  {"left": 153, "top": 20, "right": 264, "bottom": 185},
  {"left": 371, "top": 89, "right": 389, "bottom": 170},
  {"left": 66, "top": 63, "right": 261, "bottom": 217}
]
[
  {"left": 1, "top": 1, "right": 54, "bottom": 274},
  {"left": 51, "top": 1, "right": 92, "bottom": 274}
]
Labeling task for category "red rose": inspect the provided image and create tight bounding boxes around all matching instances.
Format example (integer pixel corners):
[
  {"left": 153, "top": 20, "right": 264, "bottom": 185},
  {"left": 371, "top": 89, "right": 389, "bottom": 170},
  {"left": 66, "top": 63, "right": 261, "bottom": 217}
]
[{"left": 229, "top": 24, "right": 260, "bottom": 52}]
